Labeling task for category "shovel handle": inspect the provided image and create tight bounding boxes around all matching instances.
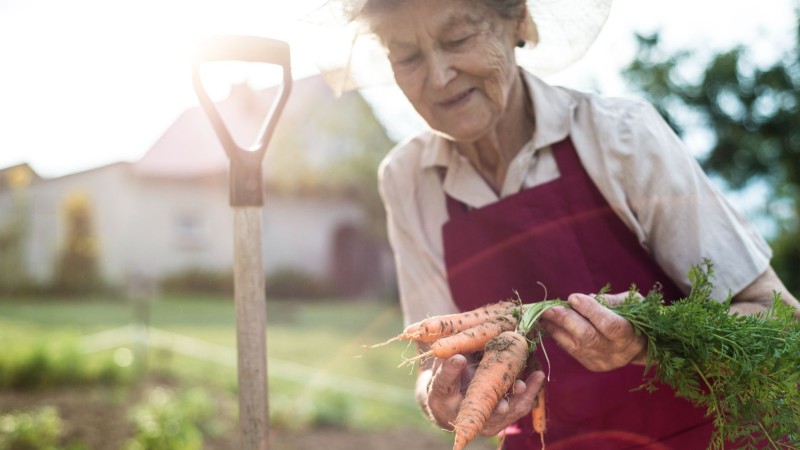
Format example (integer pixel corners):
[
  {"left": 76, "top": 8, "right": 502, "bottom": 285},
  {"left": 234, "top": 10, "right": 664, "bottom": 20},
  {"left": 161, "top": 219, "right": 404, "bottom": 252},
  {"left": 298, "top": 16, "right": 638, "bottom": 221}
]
[
  {"left": 192, "top": 35, "right": 290, "bottom": 67},
  {"left": 192, "top": 35, "right": 293, "bottom": 207}
]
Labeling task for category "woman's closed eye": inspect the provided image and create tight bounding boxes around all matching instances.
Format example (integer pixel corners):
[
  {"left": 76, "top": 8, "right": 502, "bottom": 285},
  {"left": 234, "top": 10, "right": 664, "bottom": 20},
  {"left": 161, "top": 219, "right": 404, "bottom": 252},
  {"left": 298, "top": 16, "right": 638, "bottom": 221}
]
[
  {"left": 443, "top": 34, "right": 475, "bottom": 50},
  {"left": 390, "top": 52, "right": 422, "bottom": 68}
]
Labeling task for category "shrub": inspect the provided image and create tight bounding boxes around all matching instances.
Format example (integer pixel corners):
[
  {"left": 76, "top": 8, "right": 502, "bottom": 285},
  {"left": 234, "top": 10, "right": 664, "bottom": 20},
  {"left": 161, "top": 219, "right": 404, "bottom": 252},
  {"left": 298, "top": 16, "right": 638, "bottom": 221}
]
[
  {"left": 0, "top": 406, "right": 62, "bottom": 450},
  {"left": 0, "top": 341, "right": 133, "bottom": 391},
  {"left": 125, "top": 387, "right": 229, "bottom": 450},
  {"left": 265, "top": 267, "right": 335, "bottom": 299},
  {"left": 52, "top": 191, "right": 106, "bottom": 296},
  {"left": 160, "top": 269, "right": 233, "bottom": 295},
  {"left": 269, "top": 389, "right": 354, "bottom": 431}
]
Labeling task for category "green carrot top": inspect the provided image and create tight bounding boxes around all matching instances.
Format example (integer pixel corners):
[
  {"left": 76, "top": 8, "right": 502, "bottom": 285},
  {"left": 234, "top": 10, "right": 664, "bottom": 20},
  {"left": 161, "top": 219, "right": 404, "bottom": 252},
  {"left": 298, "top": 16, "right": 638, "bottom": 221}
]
[{"left": 514, "top": 261, "right": 800, "bottom": 450}]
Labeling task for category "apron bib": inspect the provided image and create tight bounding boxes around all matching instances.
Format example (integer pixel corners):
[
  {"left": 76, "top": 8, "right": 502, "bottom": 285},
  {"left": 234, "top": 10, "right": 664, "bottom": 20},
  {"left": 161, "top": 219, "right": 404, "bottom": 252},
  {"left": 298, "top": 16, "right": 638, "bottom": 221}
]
[{"left": 441, "top": 137, "right": 713, "bottom": 449}]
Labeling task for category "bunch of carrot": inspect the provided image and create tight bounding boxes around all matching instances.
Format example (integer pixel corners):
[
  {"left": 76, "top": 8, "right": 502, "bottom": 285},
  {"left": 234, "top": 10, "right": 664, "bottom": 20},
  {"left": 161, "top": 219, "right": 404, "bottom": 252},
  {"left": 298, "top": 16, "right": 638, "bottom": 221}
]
[
  {"left": 380, "top": 262, "right": 800, "bottom": 450},
  {"left": 378, "top": 299, "right": 560, "bottom": 450}
]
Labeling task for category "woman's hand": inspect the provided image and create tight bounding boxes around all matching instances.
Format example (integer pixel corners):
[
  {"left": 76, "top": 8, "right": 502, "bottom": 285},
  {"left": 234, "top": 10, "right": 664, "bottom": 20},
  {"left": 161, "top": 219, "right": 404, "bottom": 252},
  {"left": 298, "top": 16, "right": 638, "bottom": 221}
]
[
  {"left": 540, "top": 292, "right": 647, "bottom": 371},
  {"left": 419, "top": 354, "right": 545, "bottom": 435}
]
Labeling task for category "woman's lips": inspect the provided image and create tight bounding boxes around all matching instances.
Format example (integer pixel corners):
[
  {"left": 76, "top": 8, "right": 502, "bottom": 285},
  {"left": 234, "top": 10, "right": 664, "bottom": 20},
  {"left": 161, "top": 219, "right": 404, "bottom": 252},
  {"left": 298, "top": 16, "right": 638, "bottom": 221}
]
[{"left": 437, "top": 88, "right": 475, "bottom": 109}]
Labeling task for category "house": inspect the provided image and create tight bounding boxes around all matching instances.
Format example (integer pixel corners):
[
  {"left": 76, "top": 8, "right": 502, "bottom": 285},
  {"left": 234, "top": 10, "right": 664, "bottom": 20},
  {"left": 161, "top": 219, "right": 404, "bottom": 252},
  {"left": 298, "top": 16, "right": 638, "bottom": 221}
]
[{"left": 0, "top": 75, "right": 397, "bottom": 297}]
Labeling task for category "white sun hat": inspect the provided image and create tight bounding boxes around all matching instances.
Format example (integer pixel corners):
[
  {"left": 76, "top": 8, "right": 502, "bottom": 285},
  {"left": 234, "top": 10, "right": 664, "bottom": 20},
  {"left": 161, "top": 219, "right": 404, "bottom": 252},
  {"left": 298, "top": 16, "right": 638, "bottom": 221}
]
[{"left": 307, "top": 0, "right": 613, "bottom": 95}]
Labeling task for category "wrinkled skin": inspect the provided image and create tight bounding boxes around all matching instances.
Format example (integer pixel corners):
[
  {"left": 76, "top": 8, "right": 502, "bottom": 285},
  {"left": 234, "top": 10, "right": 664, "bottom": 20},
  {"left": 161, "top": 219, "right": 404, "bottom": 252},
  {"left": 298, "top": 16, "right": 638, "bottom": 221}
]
[
  {"left": 417, "top": 353, "right": 545, "bottom": 435},
  {"left": 540, "top": 292, "right": 648, "bottom": 372},
  {"left": 368, "top": 0, "right": 800, "bottom": 437},
  {"left": 368, "top": 0, "right": 527, "bottom": 145},
  {"left": 370, "top": 0, "right": 544, "bottom": 434},
  {"left": 540, "top": 268, "right": 800, "bottom": 372}
]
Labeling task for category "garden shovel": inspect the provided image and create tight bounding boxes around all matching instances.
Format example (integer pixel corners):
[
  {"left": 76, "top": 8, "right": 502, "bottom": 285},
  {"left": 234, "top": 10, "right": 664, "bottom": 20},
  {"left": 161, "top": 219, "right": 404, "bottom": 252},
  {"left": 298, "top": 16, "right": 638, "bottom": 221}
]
[{"left": 191, "top": 35, "right": 292, "bottom": 450}]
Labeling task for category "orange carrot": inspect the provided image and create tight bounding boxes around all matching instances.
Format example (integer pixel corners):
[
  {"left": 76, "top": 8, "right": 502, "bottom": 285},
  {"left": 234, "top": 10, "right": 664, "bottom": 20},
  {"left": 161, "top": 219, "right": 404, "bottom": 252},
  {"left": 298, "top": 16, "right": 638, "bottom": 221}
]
[
  {"left": 372, "top": 301, "right": 518, "bottom": 348},
  {"left": 408, "top": 301, "right": 517, "bottom": 343},
  {"left": 525, "top": 355, "right": 547, "bottom": 439},
  {"left": 405, "top": 316, "right": 518, "bottom": 366},
  {"left": 452, "top": 331, "right": 529, "bottom": 450},
  {"left": 532, "top": 386, "right": 546, "bottom": 439},
  {"left": 431, "top": 316, "right": 517, "bottom": 358}
]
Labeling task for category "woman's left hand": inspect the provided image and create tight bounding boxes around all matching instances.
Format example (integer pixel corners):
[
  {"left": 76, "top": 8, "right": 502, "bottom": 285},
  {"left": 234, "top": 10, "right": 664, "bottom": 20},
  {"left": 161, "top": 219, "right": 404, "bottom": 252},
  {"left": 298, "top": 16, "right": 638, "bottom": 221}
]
[{"left": 539, "top": 292, "right": 647, "bottom": 371}]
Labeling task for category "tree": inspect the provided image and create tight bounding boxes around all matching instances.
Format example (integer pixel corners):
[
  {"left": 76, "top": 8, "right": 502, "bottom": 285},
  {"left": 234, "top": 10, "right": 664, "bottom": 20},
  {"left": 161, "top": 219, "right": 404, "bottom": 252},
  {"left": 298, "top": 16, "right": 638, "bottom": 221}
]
[
  {"left": 0, "top": 167, "right": 33, "bottom": 295},
  {"left": 54, "top": 191, "right": 104, "bottom": 295},
  {"left": 265, "top": 85, "right": 396, "bottom": 240},
  {"left": 623, "top": 15, "right": 800, "bottom": 294}
]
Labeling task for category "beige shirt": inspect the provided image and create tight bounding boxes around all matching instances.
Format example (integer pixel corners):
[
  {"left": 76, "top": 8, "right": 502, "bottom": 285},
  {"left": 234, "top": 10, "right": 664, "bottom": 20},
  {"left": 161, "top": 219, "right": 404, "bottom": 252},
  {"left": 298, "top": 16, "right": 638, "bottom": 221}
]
[{"left": 378, "top": 70, "right": 772, "bottom": 325}]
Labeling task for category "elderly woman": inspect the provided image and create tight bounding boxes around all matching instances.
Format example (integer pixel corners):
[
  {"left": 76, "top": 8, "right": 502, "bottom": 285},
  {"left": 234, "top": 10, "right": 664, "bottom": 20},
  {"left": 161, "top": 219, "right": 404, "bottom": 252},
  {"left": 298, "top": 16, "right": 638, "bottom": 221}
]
[{"left": 331, "top": 0, "right": 800, "bottom": 448}]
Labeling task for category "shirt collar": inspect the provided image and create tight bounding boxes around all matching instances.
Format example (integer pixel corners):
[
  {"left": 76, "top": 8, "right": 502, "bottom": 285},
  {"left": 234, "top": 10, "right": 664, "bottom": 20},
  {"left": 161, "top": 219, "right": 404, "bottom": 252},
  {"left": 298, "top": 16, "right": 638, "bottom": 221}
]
[
  {"left": 420, "top": 69, "right": 577, "bottom": 170},
  {"left": 524, "top": 70, "right": 577, "bottom": 150}
]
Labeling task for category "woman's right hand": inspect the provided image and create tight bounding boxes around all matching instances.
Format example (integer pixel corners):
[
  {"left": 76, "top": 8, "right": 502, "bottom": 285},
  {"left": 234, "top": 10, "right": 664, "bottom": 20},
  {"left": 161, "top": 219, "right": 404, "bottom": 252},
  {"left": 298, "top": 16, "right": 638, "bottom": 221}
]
[{"left": 419, "top": 354, "right": 545, "bottom": 436}]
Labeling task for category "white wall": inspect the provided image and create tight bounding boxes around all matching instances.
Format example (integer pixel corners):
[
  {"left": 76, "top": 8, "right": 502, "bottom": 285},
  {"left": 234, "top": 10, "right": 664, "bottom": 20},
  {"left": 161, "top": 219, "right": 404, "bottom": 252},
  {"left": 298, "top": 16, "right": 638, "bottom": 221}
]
[
  {"left": 261, "top": 193, "right": 364, "bottom": 277},
  {"left": 23, "top": 163, "right": 133, "bottom": 283},
  {"left": 4, "top": 163, "right": 370, "bottom": 288}
]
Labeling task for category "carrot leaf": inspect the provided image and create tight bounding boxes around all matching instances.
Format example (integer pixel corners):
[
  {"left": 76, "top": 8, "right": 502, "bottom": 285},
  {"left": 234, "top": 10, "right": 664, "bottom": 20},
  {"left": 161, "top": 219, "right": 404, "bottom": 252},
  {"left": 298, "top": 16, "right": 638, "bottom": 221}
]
[{"left": 609, "top": 260, "right": 800, "bottom": 449}]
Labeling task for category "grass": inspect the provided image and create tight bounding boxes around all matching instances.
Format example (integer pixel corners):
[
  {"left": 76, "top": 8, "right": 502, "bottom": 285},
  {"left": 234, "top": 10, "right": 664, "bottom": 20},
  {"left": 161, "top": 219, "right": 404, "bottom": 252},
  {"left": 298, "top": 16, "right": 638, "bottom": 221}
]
[{"left": 0, "top": 295, "right": 427, "bottom": 431}]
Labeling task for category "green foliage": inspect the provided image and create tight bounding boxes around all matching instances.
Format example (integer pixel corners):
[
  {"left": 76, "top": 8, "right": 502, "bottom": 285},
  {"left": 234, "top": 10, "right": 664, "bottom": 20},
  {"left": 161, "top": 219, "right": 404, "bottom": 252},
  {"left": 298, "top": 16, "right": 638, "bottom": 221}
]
[
  {"left": 270, "top": 389, "right": 355, "bottom": 431},
  {"left": 125, "top": 387, "right": 226, "bottom": 450},
  {"left": 519, "top": 262, "right": 799, "bottom": 449},
  {"left": 160, "top": 266, "right": 339, "bottom": 298},
  {"left": 771, "top": 228, "right": 800, "bottom": 295},
  {"left": 0, "top": 406, "right": 62, "bottom": 450},
  {"left": 265, "top": 87, "right": 395, "bottom": 240},
  {"left": 612, "top": 262, "right": 799, "bottom": 449},
  {"left": 622, "top": 17, "right": 800, "bottom": 294},
  {"left": 0, "top": 340, "right": 133, "bottom": 391},
  {"left": 516, "top": 299, "right": 568, "bottom": 337},
  {"left": 265, "top": 267, "right": 336, "bottom": 299},
  {"left": 1, "top": 296, "right": 424, "bottom": 434},
  {"left": 623, "top": 30, "right": 800, "bottom": 193},
  {"left": 160, "top": 269, "right": 233, "bottom": 295},
  {"left": 53, "top": 192, "right": 105, "bottom": 296},
  {"left": 0, "top": 184, "right": 32, "bottom": 296}
]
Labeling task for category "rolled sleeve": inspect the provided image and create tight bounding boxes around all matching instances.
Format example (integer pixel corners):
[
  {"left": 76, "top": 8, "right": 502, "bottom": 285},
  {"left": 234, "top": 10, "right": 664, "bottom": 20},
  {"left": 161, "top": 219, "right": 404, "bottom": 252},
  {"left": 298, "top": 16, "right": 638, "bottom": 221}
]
[
  {"left": 378, "top": 144, "right": 458, "bottom": 325},
  {"left": 611, "top": 101, "right": 772, "bottom": 300}
]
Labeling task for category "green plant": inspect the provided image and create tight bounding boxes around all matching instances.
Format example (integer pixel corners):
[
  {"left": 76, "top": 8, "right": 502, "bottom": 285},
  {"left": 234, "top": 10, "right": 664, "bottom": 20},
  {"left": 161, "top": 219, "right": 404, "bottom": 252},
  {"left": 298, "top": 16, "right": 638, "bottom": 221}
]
[
  {"left": 269, "top": 389, "right": 355, "bottom": 431},
  {"left": 53, "top": 191, "right": 105, "bottom": 296},
  {"left": 265, "top": 267, "right": 335, "bottom": 299},
  {"left": 0, "top": 340, "right": 133, "bottom": 391},
  {"left": 514, "top": 262, "right": 800, "bottom": 450},
  {"left": 125, "top": 387, "right": 228, "bottom": 450},
  {"left": 0, "top": 406, "right": 62, "bottom": 450},
  {"left": 160, "top": 269, "right": 233, "bottom": 295},
  {"left": 0, "top": 174, "right": 32, "bottom": 296},
  {"left": 613, "top": 264, "right": 799, "bottom": 449}
]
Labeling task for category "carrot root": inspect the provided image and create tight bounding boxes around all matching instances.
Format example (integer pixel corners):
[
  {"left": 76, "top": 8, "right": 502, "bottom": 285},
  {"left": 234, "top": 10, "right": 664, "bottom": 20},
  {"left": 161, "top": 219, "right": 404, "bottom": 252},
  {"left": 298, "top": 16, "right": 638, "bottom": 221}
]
[
  {"left": 415, "top": 301, "right": 518, "bottom": 342},
  {"left": 369, "top": 301, "right": 520, "bottom": 351},
  {"left": 399, "top": 350, "right": 433, "bottom": 368},
  {"left": 452, "top": 331, "right": 529, "bottom": 450},
  {"left": 532, "top": 386, "right": 546, "bottom": 447}
]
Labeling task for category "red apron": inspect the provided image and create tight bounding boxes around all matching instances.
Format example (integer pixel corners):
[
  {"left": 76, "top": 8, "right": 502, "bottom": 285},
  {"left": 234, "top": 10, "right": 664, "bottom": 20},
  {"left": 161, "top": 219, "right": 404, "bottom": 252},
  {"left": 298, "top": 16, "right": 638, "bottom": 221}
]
[{"left": 441, "top": 137, "right": 713, "bottom": 449}]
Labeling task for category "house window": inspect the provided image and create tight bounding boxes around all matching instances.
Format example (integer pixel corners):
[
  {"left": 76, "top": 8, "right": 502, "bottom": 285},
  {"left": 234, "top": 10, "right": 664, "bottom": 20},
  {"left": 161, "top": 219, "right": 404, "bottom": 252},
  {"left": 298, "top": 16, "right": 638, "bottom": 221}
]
[{"left": 174, "top": 212, "right": 208, "bottom": 250}]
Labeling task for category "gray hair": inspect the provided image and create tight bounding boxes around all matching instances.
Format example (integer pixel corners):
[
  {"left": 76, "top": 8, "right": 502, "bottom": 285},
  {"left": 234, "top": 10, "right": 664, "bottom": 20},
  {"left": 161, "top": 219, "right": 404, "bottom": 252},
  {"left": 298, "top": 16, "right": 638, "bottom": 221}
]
[{"left": 357, "top": 0, "right": 526, "bottom": 23}]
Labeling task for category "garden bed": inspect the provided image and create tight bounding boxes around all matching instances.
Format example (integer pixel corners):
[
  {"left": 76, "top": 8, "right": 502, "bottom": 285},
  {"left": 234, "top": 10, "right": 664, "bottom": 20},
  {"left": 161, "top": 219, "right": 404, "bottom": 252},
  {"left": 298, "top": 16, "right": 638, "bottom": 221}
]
[{"left": 0, "top": 378, "right": 495, "bottom": 450}]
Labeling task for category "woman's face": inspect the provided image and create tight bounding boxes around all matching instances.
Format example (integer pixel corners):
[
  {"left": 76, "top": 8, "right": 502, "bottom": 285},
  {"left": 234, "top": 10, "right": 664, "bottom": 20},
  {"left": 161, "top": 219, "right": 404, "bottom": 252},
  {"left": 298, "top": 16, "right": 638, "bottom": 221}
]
[{"left": 370, "top": 0, "right": 523, "bottom": 142}]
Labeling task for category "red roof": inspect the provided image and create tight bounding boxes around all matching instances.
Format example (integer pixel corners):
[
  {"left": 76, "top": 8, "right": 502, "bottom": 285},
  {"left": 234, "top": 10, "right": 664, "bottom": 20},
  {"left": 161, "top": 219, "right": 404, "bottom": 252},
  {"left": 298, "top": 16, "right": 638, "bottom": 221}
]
[{"left": 134, "top": 75, "right": 332, "bottom": 178}]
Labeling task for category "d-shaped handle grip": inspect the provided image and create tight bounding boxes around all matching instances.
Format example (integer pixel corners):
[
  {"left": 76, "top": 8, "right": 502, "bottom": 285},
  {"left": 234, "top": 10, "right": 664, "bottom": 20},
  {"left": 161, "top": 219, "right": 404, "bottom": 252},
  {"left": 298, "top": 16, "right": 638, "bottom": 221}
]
[{"left": 192, "top": 35, "right": 293, "bottom": 206}]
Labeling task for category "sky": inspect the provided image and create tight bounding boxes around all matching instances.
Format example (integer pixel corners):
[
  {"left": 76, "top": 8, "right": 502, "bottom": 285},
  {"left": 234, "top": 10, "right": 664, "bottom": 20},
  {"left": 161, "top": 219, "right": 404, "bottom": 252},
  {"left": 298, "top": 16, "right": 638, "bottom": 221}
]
[{"left": 0, "top": 0, "right": 797, "bottom": 179}]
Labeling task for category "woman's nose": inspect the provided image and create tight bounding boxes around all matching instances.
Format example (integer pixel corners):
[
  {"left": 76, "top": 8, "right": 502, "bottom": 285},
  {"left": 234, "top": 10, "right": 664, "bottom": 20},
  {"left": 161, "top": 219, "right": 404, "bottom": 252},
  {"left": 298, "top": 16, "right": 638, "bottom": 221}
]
[{"left": 426, "top": 52, "right": 457, "bottom": 89}]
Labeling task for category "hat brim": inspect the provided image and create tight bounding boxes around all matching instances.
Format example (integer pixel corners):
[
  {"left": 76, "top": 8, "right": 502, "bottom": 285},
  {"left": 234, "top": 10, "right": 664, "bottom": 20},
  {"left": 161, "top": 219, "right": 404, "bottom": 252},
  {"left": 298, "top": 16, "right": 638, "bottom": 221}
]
[{"left": 309, "top": 0, "right": 613, "bottom": 95}]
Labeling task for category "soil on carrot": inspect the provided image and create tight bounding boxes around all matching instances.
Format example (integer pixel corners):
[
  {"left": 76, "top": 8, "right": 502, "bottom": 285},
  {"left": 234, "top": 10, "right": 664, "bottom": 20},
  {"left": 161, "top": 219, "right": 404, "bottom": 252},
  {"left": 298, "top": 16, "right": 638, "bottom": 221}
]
[{"left": 0, "top": 379, "right": 497, "bottom": 450}]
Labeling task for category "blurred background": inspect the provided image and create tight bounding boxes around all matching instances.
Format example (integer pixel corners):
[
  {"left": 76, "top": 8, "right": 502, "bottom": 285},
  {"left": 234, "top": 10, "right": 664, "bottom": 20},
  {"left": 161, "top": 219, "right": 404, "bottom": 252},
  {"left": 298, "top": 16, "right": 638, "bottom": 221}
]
[{"left": 0, "top": 0, "right": 798, "bottom": 449}]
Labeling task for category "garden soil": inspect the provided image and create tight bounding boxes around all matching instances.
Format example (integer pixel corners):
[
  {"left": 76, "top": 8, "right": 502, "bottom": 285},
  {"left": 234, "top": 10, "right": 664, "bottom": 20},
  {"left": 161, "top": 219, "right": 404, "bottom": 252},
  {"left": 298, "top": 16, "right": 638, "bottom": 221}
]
[{"left": 0, "top": 382, "right": 496, "bottom": 450}]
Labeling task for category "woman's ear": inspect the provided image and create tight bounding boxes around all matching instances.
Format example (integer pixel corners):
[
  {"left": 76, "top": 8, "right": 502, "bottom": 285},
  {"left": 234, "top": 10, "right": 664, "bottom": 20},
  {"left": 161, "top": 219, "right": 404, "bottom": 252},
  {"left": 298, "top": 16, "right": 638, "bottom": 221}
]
[{"left": 517, "top": 4, "right": 539, "bottom": 46}]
